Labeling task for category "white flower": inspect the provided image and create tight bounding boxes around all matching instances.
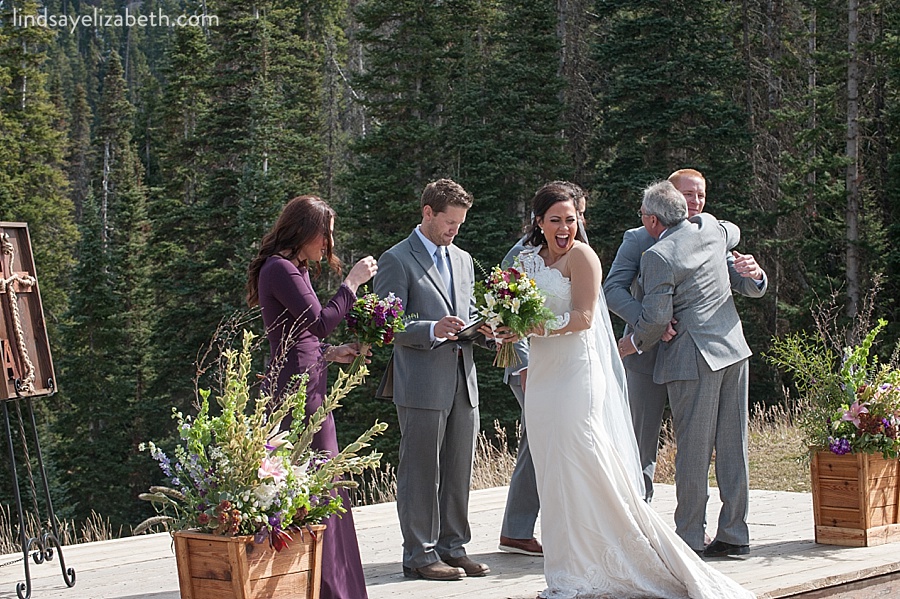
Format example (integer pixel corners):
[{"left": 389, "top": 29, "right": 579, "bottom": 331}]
[
  {"left": 484, "top": 293, "right": 497, "bottom": 309},
  {"left": 510, "top": 298, "right": 521, "bottom": 314},
  {"left": 254, "top": 483, "right": 280, "bottom": 508},
  {"left": 292, "top": 460, "right": 310, "bottom": 484}
]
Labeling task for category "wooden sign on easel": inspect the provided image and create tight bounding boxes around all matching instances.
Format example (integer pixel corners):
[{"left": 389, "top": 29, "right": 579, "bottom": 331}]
[{"left": 0, "top": 222, "right": 55, "bottom": 400}]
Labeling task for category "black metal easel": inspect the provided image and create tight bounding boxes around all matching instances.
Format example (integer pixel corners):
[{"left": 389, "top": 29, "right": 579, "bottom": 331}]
[
  {"left": 3, "top": 378, "right": 75, "bottom": 599},
  {"left": 0, "top": 224, "right": 75, "bottom": 598}
]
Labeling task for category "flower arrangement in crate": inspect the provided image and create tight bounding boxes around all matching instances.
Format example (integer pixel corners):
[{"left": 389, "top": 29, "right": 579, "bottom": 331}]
[
  {"left": 136, "top": 331, "right": 387, "bottom": 550},
  {"left": 767, "top": 318, "right": 900, "bottom": 459},
  {"left": 476, "top": 257, "right": 554, "bottom": 368}
]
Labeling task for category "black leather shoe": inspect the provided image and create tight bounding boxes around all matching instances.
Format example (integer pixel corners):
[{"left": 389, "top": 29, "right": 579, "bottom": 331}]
[{"left": 702, "top": 539, "right": 750, "bottom": 558}]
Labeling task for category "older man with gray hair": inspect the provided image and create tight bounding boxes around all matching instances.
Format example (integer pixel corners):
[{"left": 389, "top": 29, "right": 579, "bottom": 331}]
[{"left": 617, "top": 180, "right": 753, "bottom": 558}]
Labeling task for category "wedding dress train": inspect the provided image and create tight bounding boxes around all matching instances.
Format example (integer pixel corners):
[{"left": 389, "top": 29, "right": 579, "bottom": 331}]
[{"left": 520, "top": 248, "right": 754, "bottom": 599}]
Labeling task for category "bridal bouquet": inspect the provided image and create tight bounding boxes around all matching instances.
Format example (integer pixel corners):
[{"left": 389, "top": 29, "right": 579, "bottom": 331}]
[
  {"left": 477, "top": 259, "right": 554, "bottom": 368},
  {"left": 345, "top": 289, "right": 406, "bottom": 378},
  {"left": 136, "top": 331, "right": 387, "bottom": 550}
]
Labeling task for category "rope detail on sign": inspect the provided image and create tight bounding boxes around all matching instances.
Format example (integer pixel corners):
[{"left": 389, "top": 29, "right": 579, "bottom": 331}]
[{"left": 0, "top": 232, "right": 36, "bottom": 394}]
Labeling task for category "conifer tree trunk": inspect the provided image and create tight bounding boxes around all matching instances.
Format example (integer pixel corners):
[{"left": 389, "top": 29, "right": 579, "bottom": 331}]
[{"left": 846, "top": 0, "right": 860, "bottom": 319}]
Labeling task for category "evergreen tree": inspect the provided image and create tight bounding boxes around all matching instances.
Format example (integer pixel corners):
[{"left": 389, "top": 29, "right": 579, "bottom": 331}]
[
  {"left": 0, "top": 0, "right": 77, "bottom": 323},
  {"left": 52, "top": 52, "right": 154, "bottom": 527},
  {"left": 447, "top": 0, "right": 568, "bottom": 264},
  {"left": 590, "top": 0, "right": 752, "bottom": 260},
  {"left": 343, "top": 0, "right": 463, "bottom": 254},
  {"left": 147, "top": 1, "right": 329, "bottom": 418}
]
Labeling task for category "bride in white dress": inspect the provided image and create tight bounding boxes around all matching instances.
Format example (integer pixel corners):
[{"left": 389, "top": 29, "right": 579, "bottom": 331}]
[{"left": 519, "top": 183, "right": 754, "bottom": 599}]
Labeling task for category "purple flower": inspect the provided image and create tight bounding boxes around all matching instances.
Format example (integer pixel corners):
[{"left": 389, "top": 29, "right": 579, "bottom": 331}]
[{"left": 829, "top": 437, "right": 852, "bottom": 455}]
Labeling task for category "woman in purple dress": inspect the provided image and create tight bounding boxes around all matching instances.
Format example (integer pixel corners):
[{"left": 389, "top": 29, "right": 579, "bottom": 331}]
[{"left": 246, "top": 195, "right": 377, "bottom": 599}]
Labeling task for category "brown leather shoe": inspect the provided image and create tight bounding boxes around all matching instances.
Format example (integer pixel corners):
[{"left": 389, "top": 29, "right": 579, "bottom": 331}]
[
  {"left": 402, "top": 560, "right": 466, "bottom": 581},
  {"left": 499, "top": 536, "right": 543, "bottom": 556},
  {"left": 443, "top": 555, "right": 490, "bottom": 577}
]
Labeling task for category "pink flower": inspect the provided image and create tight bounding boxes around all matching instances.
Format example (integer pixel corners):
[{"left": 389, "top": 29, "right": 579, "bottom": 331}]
[
  {"left": 258, "top": 456, "right": 288, "bottom": 483},
  {"left": 842, "top": 401, "right": 869, "bottom": 428}
]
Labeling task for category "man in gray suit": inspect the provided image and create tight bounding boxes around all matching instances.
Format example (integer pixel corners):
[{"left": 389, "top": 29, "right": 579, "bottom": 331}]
[
  {"left": 498, "top": 182, "right": 586, "bottom": 556},
  {"left": 618, "top": 180, "right": 753, "bottom": 558},
  {"left": 374, "top": 179, "right": 491, "bottom": 581},
  {"left": 604, "top": 169, "right": 766, "bottom": 504}
]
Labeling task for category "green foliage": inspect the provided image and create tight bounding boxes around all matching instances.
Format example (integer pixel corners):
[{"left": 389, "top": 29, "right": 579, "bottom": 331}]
[{"left": 767, "top": 319, "right": 900, "bottom": 458}]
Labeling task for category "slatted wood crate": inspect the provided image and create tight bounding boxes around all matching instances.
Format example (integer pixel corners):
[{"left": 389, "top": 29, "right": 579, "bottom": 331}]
[
  {"left": 811, "top": 450, "right": 900, "bottom": 546},
  {"left": 173, "top": 525, "right": 325, "bottom": 599}
]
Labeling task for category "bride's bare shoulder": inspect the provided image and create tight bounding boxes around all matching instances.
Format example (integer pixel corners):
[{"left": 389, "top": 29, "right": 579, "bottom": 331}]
[{"left": 569, "top": 241, "right": 600, "bottom": 265}]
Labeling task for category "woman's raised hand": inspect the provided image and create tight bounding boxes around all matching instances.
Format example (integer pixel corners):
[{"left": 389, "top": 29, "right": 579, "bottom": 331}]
[{"left": 344, "top": 256, "right": 378, "bottom": 292}]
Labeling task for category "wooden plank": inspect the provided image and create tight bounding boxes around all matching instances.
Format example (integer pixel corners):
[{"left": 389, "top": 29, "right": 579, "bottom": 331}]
[
  {"left": 814, "top": 452, "right": 862, "bottom": 479},
  {"left": 250, "top": 571, "right": 311, "bottom": 599},
  {"left": 174, "top": 532, "right": 195, "bottom": 599},
  {"left": 860, "top": 452, "right": 871, "bottom": 529},
  {"left": 818, "top": 505, "right": 864, "bottom": 528},
  {"left": 228, "top": 535, "right": 252, "bottom": 598},
  {"left": 866, "top": 453, "right": 900, "bottom": 478},
  {"left": 816, "top": 525, "right": 867, "bottom": 546},
  {"left": 246, "top": 538, "right": 312, "bottom": 579},
  {"left": 192, "top": 576, "right": 239, "bottom": 597},
  {"left": 4, "top": 486, "right": 900, "bottom": 599},
  {"left": 816, "top": 478, "right": 859, "bottom": 509}
]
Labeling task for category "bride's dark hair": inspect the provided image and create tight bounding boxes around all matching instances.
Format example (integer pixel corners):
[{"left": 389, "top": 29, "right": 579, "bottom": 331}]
[{"left": 524, "top": 182, "right": 589, "bottom": 248}]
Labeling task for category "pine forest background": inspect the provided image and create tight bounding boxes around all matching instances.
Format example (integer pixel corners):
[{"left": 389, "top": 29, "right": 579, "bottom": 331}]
[{"left": 2, "top": 0, "right": 900, "bottom": 532}]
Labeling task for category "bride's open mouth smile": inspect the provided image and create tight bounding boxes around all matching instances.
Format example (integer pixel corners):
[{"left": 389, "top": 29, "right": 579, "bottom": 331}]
[{"left": 555, "top": 234, "right": 570, "bottom": 249}]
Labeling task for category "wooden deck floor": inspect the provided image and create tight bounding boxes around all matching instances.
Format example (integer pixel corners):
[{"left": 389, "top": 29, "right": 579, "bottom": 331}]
[{"left": 0, "top": 484, "right": 897, "bottom": 599}]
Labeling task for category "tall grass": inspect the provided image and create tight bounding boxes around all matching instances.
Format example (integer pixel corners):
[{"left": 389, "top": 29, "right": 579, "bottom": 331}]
[
  {"left": 654, "top": 403, "right": 810, "bottom": 493},
  {"left": 350, "top": 420, "right": 519, "bottom": 506},
  {"left": 352, "top": 405, "right": 812, "bottom": 507},
  {"left": 0, "top": 505, "right": 123, "bottom": 554}
]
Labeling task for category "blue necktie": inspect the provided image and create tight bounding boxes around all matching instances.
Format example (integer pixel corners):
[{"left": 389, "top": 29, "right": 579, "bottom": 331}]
[{"left": 434, "top": 248, "right": 452, "bottom": 295}]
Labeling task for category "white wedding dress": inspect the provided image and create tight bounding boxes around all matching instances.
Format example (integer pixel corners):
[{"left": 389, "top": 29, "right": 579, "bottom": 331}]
[{"left": 519, "top": 247, "right": 754, "bottom": 599}]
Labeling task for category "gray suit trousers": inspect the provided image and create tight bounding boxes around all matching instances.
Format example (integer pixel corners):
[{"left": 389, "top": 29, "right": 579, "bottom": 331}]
[
  {"left": 625, "top": 368, "right": 668, "bottom": 502},
  {"left": 396, "top": 358, "right": 478, "bottom": 568},
  {"left": 667, "top": 349, "right": 750, "bottom": 550},
  {"left": 500, "top": 376, "right": 540, "bottom": 539}
]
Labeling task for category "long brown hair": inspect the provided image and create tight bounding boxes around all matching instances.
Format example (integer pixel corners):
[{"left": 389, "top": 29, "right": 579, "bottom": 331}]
[{"left": 246, "top": 196, "right": 342, "bottom": 306}]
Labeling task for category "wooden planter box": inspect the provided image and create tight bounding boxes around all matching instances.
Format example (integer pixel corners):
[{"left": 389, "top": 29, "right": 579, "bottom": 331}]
[
  {"left": 810, "top": 450, "right": 900, "bottom": 546},
  {"left": 173, "top": 525, "right": 325, "bottom": 599}
]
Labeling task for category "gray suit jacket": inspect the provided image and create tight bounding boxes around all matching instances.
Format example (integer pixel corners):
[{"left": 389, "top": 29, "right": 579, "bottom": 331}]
[
  {"left": 604, "top": 219, "right": 766, "bottom": 376},
  {"left": 374, "top": 232, "right": 480, "bottom": 409},
  {"left": 630, "top": 214, "right": 752, "bottom": 384}
]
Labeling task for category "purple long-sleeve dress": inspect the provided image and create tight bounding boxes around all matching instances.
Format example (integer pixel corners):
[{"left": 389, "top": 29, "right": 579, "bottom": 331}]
[{"left": 258, "top": 255, "right": 368, "bottom": 599}]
